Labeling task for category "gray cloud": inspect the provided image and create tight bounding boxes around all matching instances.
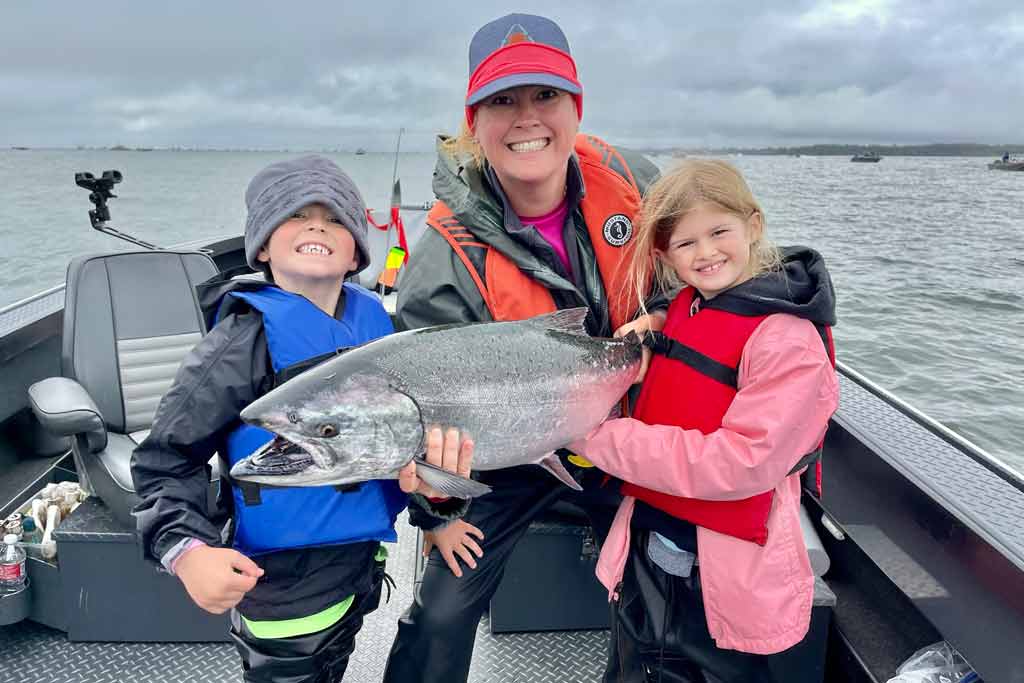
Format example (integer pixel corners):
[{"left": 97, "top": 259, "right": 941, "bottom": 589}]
[{"left": 1, "top": 1, "right": 1021, "bottom": 150}]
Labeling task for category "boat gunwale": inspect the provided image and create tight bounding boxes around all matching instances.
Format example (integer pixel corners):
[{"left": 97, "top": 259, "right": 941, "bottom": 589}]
[{"left": 836, "top": 361, "right": 1023, "bottom": 493}]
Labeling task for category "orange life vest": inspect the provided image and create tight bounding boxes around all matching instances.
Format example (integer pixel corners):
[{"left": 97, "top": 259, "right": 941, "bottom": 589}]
[{"left": 426, "top": 134, "right": 643, "bottom": 330}]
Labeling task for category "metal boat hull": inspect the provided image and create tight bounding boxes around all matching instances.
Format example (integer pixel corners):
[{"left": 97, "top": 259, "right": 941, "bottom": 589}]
[{"left": 3, "top": 219, "right": 1023, "bottom": 682}]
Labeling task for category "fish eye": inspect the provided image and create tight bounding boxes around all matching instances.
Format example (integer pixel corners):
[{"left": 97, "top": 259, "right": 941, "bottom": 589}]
[{"left": 318, "top": 423, "right": 339, "bottom": 438}]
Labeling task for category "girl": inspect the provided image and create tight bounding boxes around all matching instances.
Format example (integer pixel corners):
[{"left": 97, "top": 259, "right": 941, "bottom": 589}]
[{"left": 569, "top": 160, "right": 839, "bottom": 682}]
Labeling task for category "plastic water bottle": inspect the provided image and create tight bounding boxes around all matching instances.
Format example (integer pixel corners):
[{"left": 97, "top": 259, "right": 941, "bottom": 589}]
[{"left": 0, "top": 533, "right": 27, "bottom": 594}]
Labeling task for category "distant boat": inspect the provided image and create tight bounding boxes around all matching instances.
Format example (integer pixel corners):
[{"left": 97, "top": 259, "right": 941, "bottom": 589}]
[
  {"left": 988, "top": 158, "right": 1024, "bottom": 171},
  {"left": 355, "top": 148, "right": 367, "bottom": 156},
  {"left": 851, "top": 152, "right": 882, "bottom": 163}
]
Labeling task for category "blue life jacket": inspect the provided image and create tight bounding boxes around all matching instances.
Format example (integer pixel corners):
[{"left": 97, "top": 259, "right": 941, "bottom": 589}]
[{"left": 223, "top": 284, "right": 408, "bottom": 556}]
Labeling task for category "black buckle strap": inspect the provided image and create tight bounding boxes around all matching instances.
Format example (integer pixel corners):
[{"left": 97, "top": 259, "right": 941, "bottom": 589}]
[
  {"left": 788, "top": 446, "right": 822, "bottom": 476},
  {"left": 273, "top": 346, "right": 355, "bottom": 388},
  {"left": 234, "top": 478, "right": 361, "bottom": 507},
  {"left": 642, "top": 330, "right": 675, "bottom": 357},
  {"left": 238, "top": 481, "right": 263, "bottom": 506},
  {"left": 642, "top": 332, "right": 739, "bottom": 389}
]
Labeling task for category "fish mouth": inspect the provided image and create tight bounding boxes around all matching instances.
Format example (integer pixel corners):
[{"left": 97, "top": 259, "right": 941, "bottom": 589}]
[{"left": 230, "top": 435, "right": 314, "bottom": 480}]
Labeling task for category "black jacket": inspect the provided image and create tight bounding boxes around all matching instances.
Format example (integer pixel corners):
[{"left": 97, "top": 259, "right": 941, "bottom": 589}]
[{"left": 700, "top": 246, "right": 837, "bottom": 335}]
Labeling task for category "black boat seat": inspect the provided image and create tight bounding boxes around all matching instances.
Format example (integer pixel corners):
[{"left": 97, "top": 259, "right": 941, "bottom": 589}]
[{"left": 28, "top": 250, "right": 218, "bottom": 528}]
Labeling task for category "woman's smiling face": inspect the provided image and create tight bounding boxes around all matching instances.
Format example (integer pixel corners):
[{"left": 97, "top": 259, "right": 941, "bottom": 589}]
[{"left": 472, "top": 84, "right": 579, "bottom": 193}]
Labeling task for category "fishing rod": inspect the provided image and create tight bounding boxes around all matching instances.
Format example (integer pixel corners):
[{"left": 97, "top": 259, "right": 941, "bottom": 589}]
[
  {"left": 384, "top": 127, "right": 404, "bottom": 257},
  {"left": 74, "top": 170, "right": 162, "bottom": 250},
  {"left": 370, "top": 128, "right": 416, "bottom": 295}
]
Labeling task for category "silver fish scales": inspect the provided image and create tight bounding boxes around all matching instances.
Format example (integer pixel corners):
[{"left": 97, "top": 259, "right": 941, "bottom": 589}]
[{"left": 231, "top": 308, "right": 641, "bottom": 497}]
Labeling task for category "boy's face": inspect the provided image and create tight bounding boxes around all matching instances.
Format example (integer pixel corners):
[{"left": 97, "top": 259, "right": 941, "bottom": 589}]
[{"left": 257, "top": 203, "right": 359, "bottom": 285}]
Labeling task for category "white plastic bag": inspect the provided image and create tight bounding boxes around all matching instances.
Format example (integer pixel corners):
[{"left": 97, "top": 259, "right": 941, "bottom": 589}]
[{"left": 886, "top": 641, "right": 980, "bottom": 683}]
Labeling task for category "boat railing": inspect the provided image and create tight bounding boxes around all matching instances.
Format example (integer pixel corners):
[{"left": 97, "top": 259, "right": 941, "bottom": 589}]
[
  {"left": 836, "top": 360, "right": 1023, "bottom": 493},
  {"left": 0, "top": 233, "right": 246, "bottom": 338},
  {"left": 0, "top": 283, "right": 65, "bottom": 319}
]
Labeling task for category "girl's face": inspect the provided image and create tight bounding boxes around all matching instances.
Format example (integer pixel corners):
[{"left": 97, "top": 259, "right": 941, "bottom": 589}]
[
  {"left": 656, "top": 203, "right": 762, "bottom": 300},
  {"left": 472, "top": 85, "right": 579, "bottom": 194},
  {"left": 257, "top": 203, "right": 358, "bottom": 286}
]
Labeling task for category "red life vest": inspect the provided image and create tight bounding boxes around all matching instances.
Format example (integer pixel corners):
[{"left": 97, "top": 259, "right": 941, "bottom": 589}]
[
  {"left": 623, "top": 288, "right": 819, "bottom": 546},
  {"left": 425, "top": 133, "right": 643, "bottom": 330}
]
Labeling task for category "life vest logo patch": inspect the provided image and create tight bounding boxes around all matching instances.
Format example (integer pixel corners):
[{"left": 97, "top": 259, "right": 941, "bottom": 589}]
[{"left": 603, "top": 214, "right": 633, "bottom": 246}]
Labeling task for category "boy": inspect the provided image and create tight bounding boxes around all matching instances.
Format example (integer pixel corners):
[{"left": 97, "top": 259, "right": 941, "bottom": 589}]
[{"left": 131, "top": 155, "right": 470, "bottom": 682}]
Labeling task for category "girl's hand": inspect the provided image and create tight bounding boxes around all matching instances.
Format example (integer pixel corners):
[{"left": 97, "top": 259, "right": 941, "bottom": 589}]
[
  {"left": 614, "top": 312, "right": 666, "bottom": 384},
  {"left": 423, "top": 519, "right": 485, "bottom": 578},
  {"left": 398, "top": 427, "right": 474, "bottom": 498},
  {"left": 175, "top": 545, "right": 264, "bottom": 614}
]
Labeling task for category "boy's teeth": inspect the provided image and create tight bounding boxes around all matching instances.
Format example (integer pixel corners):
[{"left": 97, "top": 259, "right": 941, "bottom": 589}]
[
  {"left": 298, "top": 243, "right": 331, "bottom": 255},
  {"left": 509, "top": 139, "right": 548, "bottom": 152}
]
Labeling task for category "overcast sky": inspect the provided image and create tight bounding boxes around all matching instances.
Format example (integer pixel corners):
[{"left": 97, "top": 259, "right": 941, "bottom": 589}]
[{"left": 2, "top": 1, "right": 1021, "bottom": 151}]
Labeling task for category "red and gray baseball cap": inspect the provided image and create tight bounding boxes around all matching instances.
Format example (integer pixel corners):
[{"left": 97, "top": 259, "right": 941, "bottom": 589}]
[{"left": 465, "top": 13, "right": 583, "bottom": 118}]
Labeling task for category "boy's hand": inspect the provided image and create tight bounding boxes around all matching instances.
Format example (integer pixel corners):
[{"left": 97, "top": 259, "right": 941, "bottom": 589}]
[
  {"left": 398, "top": 427, "right": 474, "bottom": 499},
  {"left": 614, "top": 311, "right": 666, "bottom": 384},
  {"left": 423, "top": 519, "right": 485, "bottom": 578},
  {"left": 175, "top": 545, "right": 264, "bottom": 614}
]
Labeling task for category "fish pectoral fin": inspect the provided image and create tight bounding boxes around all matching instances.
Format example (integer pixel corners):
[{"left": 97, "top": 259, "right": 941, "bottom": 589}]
[
  {"left": 538, "top": 452, "right": 584, "bottom": 491},
  {"left": 415, "top": 460, "right": 493, "bottom": 499}
]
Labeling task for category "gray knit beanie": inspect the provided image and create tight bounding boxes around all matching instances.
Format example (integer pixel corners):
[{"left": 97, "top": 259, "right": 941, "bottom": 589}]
[{"left": 244, "top": 155, "right": 370, "bottom": 275}]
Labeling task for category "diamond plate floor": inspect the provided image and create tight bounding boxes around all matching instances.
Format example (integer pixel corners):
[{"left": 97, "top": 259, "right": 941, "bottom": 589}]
[{"left": 0, "top": 512, "right": 609, "bottom": 683}]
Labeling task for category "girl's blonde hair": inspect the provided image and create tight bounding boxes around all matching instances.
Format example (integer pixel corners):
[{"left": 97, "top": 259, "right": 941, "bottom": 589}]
[{"left": 631, "top": 159, "right": 780, "bottom": 315}]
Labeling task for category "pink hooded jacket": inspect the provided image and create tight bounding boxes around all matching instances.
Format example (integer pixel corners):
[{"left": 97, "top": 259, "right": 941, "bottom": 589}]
[{"left": 571, "top": 313, "right": 839, "bottom": 655}]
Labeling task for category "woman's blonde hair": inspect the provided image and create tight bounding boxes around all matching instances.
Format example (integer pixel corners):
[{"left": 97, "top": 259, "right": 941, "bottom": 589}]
[
  {"left": 441, "top": 120, "right": 485, "bottom": 168},
  {"left": 631, "top": 159, "right": 780, "bottom": 315}
]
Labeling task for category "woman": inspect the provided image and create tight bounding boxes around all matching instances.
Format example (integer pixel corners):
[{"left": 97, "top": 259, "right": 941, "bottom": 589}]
[{"left": 383, "top": 13, "right": 663, "bottom": 683}]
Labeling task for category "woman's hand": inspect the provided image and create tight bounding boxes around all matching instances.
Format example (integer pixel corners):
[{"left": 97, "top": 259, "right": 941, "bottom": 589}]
[
  {"left": 614, "top": 311, "right": 666, "bottom": 384},
  {"left": 398, "top": 427, "right": 474, "bottom": 498},
  {"left": 423, "top": 519, "right": 485, "bottom": 578}
]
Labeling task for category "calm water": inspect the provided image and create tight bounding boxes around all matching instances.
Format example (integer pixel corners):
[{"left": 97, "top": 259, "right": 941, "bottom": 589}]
[{"left": 1, "top": 149, "right": 1021, "bottom": 473}]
